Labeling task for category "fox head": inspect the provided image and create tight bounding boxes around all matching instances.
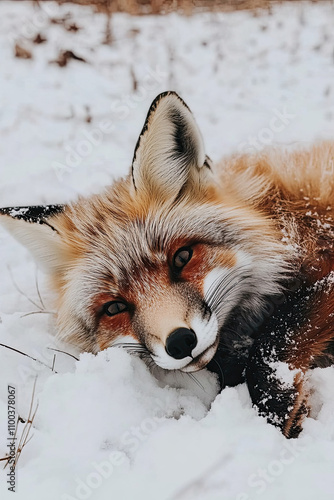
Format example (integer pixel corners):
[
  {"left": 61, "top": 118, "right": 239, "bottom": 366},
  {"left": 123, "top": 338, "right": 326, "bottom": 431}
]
[{"left": 0, "top": 92, "right": 289, "bottom": 372}]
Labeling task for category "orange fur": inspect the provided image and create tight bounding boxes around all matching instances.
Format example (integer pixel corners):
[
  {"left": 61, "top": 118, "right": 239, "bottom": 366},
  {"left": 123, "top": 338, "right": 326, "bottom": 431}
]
[{"left": 1, "top": 92, "right": 333, "bottom": 436}]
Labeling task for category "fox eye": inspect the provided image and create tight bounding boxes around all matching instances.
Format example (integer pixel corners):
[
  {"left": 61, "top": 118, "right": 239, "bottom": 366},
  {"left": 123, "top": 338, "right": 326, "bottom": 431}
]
[
  {"left": 173, "top": 247, "right": 193, "bottom": 270},
  {"left": 104, "top": 301, "right": 127, "bottom": 317}
]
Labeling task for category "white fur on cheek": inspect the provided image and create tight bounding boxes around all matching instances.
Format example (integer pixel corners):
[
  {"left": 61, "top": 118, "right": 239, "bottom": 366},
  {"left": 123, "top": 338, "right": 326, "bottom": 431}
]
[
  {"left": 190, "top": 313, "right": 218, "bottom": 359},
  {"left": 203, "top": 267, "right": 230, "bottom": 297},
  {"left": 203, "top": 253, "right": 254, "bottom": 299},
  {"left": 235, "top": 250, "right": 253, "bottom": 270}
]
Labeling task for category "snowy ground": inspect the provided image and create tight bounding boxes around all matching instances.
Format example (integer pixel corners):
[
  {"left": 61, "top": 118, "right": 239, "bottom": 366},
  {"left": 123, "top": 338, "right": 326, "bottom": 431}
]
[{"left": 0, "top": 1, "right": 334, "bottom": 499}]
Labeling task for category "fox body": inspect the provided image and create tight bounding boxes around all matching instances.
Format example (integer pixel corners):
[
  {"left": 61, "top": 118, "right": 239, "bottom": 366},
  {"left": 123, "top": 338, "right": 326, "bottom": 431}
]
[{"left": 1, "top": 92, "right": 334, "bottom": 437}]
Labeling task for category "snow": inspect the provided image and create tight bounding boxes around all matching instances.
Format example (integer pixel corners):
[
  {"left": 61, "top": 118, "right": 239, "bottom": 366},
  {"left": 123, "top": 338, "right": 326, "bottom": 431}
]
[
  {"left": 0, "top": 1, "right": 334, "bottom": 499},
  {"left": 268, "top": 361, "right": 302, "bottom": 389}
]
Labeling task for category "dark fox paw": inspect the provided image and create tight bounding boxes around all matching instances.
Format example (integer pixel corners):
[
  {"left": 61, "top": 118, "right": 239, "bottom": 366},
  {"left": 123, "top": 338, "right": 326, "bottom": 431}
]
[
  {"left": 281, "top": 372, "right": 310, "bottom": 439},
  {"left": 246, "top": 349, "right": 310, "bottom": 438}
]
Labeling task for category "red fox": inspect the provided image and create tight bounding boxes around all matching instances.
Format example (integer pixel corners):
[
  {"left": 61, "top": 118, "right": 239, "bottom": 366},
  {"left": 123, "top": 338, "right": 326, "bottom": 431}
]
[{"left": 1, "top": 92, "right": 334, "bottom": 438}]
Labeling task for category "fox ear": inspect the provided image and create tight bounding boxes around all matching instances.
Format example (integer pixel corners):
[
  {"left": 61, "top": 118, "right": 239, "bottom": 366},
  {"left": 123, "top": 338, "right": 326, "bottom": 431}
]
[
  {"left": 0, "top": 205, "right": 67, "bottom": 274},
  {"left": 131, "top": 91, "right": 209, "bottom": 197}
]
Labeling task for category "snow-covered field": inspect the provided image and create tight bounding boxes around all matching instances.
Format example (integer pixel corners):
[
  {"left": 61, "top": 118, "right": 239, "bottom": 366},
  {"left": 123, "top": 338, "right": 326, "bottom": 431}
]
[{"left": 0, "top": 1, "right": 334, "bottom": 498}]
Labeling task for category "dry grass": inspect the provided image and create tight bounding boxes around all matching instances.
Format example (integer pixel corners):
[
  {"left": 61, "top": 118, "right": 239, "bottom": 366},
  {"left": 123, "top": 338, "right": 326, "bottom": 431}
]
[
  {"left": 1, "top": 380, "right": 38, "bottom": 471},
  {"left": 30, "top": 0, "right": 298, "bottom": 15}
]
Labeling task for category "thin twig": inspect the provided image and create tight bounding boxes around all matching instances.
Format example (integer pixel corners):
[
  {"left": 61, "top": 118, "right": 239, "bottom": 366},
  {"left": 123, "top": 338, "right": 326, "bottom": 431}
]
[
  {"left": 21, "top": 310, "right": 55, "bottom": 318},
  {"left": 3, "top": 380, "right": 39, "bottom": 470},
  {"left": 7, "top": 265, "right": 42, "bottom": 311},
  {"left": 0, "top": 343, "right": 57, "bottom": 372},
  {"left": 13, "top": 380, "right": 39, "bottom": 468},
  {"left": 47, "top": 347, "right": 79, "bottom": 361},
  {"left": 52, "top": 354, "right": 56, "bottom": 372},
  {"left": 35, "top": 269, "right": 46, "bottom": 310}
]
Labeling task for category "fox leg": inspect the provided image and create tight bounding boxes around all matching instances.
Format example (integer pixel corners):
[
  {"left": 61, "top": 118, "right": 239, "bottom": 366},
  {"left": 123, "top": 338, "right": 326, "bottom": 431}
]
[{"left": 246, "top": 273, "right": 334, "bottom": 438}]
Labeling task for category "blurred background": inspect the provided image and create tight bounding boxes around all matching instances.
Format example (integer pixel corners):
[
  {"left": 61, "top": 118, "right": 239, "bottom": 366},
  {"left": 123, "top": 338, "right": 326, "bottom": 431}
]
[
  {"left": 1, "top": 0, "right": 333, "bottom": 209},
  {"left": 17, "top": 0, "right": 277, "bottom": 14},
  {"left": 1, "top": 2, "right": 334, "bottom": 499}
]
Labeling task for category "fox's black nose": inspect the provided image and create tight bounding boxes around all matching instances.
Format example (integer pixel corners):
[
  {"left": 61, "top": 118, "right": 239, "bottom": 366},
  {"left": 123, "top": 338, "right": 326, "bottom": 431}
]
[{"left": 165, "top": 328, "right": 197, "bottom": 359}]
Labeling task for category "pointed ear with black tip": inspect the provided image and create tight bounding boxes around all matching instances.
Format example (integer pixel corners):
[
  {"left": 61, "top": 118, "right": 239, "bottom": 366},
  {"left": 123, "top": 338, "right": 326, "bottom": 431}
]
[
  {"left": 0, "top": 205, "right": 68, "bottom": 274},
  {"left": 131, "top": 91, "right": 212, "bottom": 199}
]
